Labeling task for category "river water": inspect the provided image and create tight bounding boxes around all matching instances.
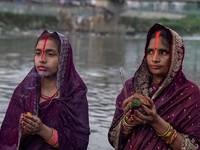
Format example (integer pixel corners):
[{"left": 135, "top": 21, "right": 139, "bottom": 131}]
[{"left": 0, "top": 33, "right": 200, "bottom": 150}]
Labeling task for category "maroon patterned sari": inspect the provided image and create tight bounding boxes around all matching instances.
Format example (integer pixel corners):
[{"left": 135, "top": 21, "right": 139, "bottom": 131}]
[
  {"left": 0, "top": 30, "right": 90, "bottom": 150},
  {"left": 108, "top": 23, "right": 200, "bottom": 150}
]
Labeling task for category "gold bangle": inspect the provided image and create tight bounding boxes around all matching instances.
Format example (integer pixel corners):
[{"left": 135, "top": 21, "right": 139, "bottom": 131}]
[
  {"left": 53, "top": 142, "right": 59, "bottom": 148},
  {"left": 45, "top": 128, "right": 55, "bottom": 143},
  {"left": 123, "top": 130, "right": 132, "bottom": 135},
  {"left": 123, "top": 115, "right": 135, "bottom": 127},
  {"left": 165, "top": 129, "right": 178, "bottom": 145},
  {"left": 157, "top": 123, "right": 171, "bottom": 137},
  {"left": 161, "top": 125, "right": 173, "bottom": 140}
]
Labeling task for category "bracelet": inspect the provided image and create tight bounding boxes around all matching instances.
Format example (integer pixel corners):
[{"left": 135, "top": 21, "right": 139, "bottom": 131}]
[
  {"left": 161, "top": 126, "right": 173, "bottom": 140},
  {"left": 122, "top": 116, "right": 135, "bottom": 131},
  {"left": 123, "top": 130, "right": 132, "bottom": 135},
  {"left": 49, "top": 130, "right": 58, "bottom": 146},
  {"left": 157, "top": 123, "right": 171, "bottom": 137},
  {"left": 122, "top": 115, "right": 136, "bottom": 135},
  {"left": 53, "top": 142, "right": 59, "bottom": 148},
  {"left": 45, "top": 128, "right": 59, "bottom": 148},
  {"left": 45, "top": 128, "right": 55, "bottom": 143},
  {"left": 123, "top": 115, "right": 135, "bottom": 127},
  {"left": 165, "top": 129, "right": 178, "bottom": 145}
]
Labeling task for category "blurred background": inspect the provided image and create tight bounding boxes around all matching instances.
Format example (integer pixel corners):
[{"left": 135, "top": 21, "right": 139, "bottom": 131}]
[
  {"left": 0, "top": 0, "right": 200, "bottom": 150},
  {"left": 0, "top": 0, "right": 199, "bottom": 35}
]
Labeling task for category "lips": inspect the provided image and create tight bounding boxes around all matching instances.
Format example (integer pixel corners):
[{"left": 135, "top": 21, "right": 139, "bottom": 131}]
[
  {"left": 38, "top": 66, "right": 47, "bottom": 71},
  {"left": 151, "top": 65, "right": 161, "bottom": 69}
]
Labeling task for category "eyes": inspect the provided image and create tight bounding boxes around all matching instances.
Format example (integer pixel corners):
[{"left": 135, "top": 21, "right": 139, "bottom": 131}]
[
  {"left": 147, "top": 49, "right": 170, "bottom": 55},
  {"left": 35, "top": 50, "right": 57, "bottom": 57}
]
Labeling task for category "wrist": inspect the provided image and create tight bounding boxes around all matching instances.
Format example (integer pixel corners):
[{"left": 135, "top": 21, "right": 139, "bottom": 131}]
[
  {"left": 36, "top": 123, "right": 45, "bottom": 136},
  {"left": 150, "top": 115, "right": 162, "bottom": 128},
  {"left": 122, "top": 116, "right": 136, "bottom": 132}
]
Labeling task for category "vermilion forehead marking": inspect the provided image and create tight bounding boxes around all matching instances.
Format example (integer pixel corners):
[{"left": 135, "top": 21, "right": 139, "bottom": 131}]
[
  {"left": 41, "top": 35, "right": 50, "bottom": 59},
  {"left": 153, "top": 31, "right": 161, "bottom": 61}
]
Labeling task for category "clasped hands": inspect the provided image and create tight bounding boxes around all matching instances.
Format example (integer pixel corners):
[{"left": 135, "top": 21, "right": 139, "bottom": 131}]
[
  {"left": 122, "top": 95, "right": 159, "bottom": 131},
  {"left": 19, "top": 113, "right": 43, "bottom": 135}
]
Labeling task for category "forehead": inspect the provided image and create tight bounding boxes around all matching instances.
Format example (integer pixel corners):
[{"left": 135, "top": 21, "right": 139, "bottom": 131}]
[
  {"left": 36, "top": 39, "right": 58, "bottom": 50},
  {"left": 148, "top": 37, "right": 169, "bottom": 49}
]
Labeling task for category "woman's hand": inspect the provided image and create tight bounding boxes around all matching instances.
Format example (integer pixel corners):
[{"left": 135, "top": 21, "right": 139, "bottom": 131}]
[
  {"left": 122, "top": 96, "right": 136, "bottom": 127},
  {"left": 133, "top": 97, "right": 159, "bottom": 125},
  {"left": 20, "top": 113, "right": 44, "bottom": 135}
]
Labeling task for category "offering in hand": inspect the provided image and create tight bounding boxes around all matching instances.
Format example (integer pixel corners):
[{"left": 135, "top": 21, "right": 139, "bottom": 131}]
[
  {"left": 129, "top": 93, "right": 151, "bottom": 116},
  {"left": 27, "top": 112, "right": 32, "bottom": 116}
]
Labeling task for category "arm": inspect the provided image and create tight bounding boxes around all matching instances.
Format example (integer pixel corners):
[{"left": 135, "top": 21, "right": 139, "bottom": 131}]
[
  {"left": 121, "top": 96, "right": 137, "bottom": 142},
  {"left": 134, "top": 98, "right": 183, "bottom": 150},
  {"left": 20, "top": 113, "right": 58, "bottom": 148},
  {"left": 150, "top": 115, "right": 183, "bottom": 150}
]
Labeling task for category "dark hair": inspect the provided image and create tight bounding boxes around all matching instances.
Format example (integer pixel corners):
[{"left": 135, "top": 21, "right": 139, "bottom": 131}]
[
  {"left": 35, "top": 32, "right": 61, "bottom": 53},
  {"left": 146, "top": 28, "right": 172, "bottom": 54}
]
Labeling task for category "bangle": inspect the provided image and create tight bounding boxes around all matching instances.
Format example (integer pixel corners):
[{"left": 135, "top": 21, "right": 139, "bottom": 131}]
[
  {"left": 123, "top": 130, "right": 132, "bottom": 135},
  {"left": 157, "top": 123, "right": 171, "bottom": 137},
  {"left": 49, "top": 130, "right": 58, "bottom": 146},
  {"left": 161, "top": 126, "right": 173, "bottom": 140},
  {"left": 45, "top": 128, "right": 59, "bottom": 148},
  {"left": 122, "top": 116, "right": 135, "bottom": 131},
  {"left": 122, "top": 115, "right": 136, "bottom": 135},
  {"left": 45, "top": 128, "right": 55, "bottom": 143},
  {"left": 123, "top": 115, "right": 135, "bottom": 127},
  {"left": 165, "top": 129, "right": 178, "bottom": 145}
]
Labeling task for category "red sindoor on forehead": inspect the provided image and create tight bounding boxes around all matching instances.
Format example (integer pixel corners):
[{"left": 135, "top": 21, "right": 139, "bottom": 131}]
[
  {"left": 41, "top": 35, "right": 50, "bottom": 59},
  {"left": 153, "top": 31, "right": 162, "bottom": 61}
]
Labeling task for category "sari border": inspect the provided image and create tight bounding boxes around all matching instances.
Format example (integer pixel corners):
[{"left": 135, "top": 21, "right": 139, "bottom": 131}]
[
  {"left": 109, "top": 115, "right": 124, "bottom": 150},
  {"left": 181, "top": 134, "right": 199, "bottom": 150}
]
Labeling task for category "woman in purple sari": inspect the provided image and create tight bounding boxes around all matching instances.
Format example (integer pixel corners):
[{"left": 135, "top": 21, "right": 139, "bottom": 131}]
[
  {"left": 108, "top": 23, "right": 200, "bottom": 150},
  {"left": 0, "top": 30, "right": 90, "bottom": 150}
]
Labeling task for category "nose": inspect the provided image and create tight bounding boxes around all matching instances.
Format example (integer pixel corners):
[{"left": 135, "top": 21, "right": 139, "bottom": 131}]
[
  {"left": 152, "top": 49, "right": 159, "bottom": 62},
  {"left": 40, "top": 53, "right": 46, "bottom": 63}
]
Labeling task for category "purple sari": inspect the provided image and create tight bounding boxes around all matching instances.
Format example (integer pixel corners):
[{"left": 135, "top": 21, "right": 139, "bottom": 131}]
[
  {"left": 108, "top": 23, "right": 200, "bottom": 150},
  {"left": 0, "top": 30, "right": 90, "bottom": 150}
]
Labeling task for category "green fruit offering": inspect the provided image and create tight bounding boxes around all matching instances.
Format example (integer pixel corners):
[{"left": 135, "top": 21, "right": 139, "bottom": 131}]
[
  {"left": 129, "top": 98, "right": 144, "bottom": 109},
  {"left": 128, "top": 94, "right": 151, "bottom": 116}
]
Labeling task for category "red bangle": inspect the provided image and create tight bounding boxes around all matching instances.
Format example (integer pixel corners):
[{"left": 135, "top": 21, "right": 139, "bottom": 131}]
[{"left": 165, "top": 129, "right": 178, "bottom": 145}]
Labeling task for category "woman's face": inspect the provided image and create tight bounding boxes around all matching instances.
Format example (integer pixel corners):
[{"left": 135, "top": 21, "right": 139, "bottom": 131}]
[
  {"left": 146, "top": 36, "right": 170, "bottom": 79},
  {"left": 34, "top": 38, "right": 59, "bottom": 77}
]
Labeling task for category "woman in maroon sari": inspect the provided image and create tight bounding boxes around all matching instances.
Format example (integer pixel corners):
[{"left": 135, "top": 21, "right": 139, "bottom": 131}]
[
  {"left": 108, "top": 23, "right": 200, "bottom": 150},
  {"left": 0, "top": 30, "right": 90, "bottom": 150}
]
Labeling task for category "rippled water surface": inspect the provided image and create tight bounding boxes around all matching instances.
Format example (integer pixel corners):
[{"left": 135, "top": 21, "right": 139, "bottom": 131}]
[{"left": 0, "top": 34, "right": 200, "bottom": 150}]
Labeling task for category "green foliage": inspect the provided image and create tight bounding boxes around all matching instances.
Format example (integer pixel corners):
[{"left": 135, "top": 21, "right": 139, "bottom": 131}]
[
  {"left": 119, "top": 11, "right": 200, "bottom": 35},
  {"left": 129, "top": 98, "right": 144, "bottom": 109},
  {"left": 158, "top": 12, "right": 200, "bottom": 34},
  {"left": 0, "top": 12, "right": 58, "bottom": 30}
]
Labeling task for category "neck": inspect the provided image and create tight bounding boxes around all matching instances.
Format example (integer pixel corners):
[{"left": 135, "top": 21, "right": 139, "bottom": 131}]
[
  {"left": 41, "top": 77, "right": 57, "bottom": 95},
  {"left": 151, "top": 76, "right": 163, "bottom": 85}
]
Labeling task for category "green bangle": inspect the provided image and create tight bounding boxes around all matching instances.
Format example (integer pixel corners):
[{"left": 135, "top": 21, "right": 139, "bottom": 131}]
[
  {"left": 157, "top": 123, "right": 171, "bottom": 137},
  {"left": 123, "top": 130, "right": 132, "bottom": 135},
  {"left": 123, "top": 115, "right": 135, "bottom": 127}
]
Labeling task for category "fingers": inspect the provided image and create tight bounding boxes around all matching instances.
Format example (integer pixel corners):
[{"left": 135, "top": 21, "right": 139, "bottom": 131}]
[
  {"left": 140, "top": 104, "right": 151, "bottom": 115},
  {"left": 133, "top": 110, "right": 147, "bottom": 124},
  {"left": 122, "top": 96, "right": 133, "bottom": 109},
  {"left": 22, "top": 120, "right": 34, "bottom": 133},
  {"left": 123, "top": 96, "right": 133, "bottom": 114},
  {"left": 147, "top": 97, "right": 155, "bottom": 109},
  {"left": 21, "top": 114, "right": 39, "bottom": 134},
  {"left": 123, "top": 102, "right": 131, "bottom": 114},
  {"left": 135, "top": 103, "right": 157, "bottom": 125},
  {"left": 24, "top": 114, "right": 37, "bottom": 122},
  {"left": 124, "top": 97, "right": 157, "bottom": 125},
  {"left": 124, "top": 110, "right": 135, "bottom": 125}
]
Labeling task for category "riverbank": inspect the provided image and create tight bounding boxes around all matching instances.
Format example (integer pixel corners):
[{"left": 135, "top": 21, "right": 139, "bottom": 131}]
[
  {"left": 119, "top": 12, "right": 200, "bottom": 35},
  {"left": 0, "top": 11, "right": 199, "bottom": 36}
]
